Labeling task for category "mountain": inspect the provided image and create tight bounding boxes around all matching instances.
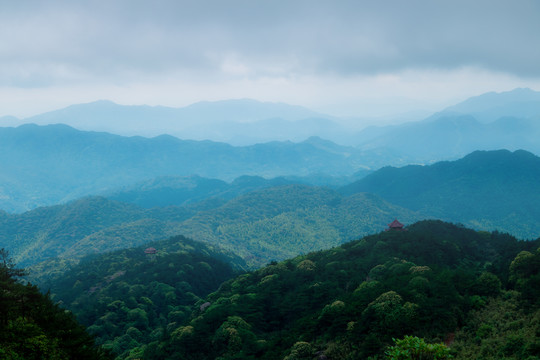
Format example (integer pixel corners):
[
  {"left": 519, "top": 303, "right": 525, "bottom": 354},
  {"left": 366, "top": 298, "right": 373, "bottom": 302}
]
[
  {"left": 36, "top": 235, "right": 243, "bottom": 359},
  {"left": 86, "top": 220, "right": 537, "bottom": 359},
  {"left": 12, "top": 184, "right": 419, "bottom": 271},
  {"left": 442, "top": 87, "right": 540, "bottom": 122},
  {"left": 0, "top": 124, "right": 379, "bottom": 213},
  {"left": 0, "top": 197, "right": 153, "bottom": 267},
  {"left": 168, "top": 184, "right": 421, "bottom": 267},
  {"left": 105, "top": 175, "right": 296, "bottom": 208},
  {"left": 341, "top": 149, "right": 540, "bottom": 239},
  {"left": 355, "top": 88, "right": 540, "bottom": 162},
  {"left": 9, "top": 149, "right": 540, "bottom": 271},
  {"left": 21, "top": 99, "right": 351, "bottom": 145}
]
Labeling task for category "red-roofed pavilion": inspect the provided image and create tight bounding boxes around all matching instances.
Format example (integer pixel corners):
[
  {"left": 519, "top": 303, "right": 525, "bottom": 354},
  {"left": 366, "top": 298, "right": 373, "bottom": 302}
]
[
  {"left": 387, "top": 219, "right": 405, "bottom": 231},
  {"left": 144, "top": 247, "right": 157, "bottom": 254}
]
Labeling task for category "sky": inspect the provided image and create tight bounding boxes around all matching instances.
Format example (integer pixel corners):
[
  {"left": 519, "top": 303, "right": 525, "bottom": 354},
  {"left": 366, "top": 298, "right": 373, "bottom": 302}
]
[{"left": 1, "top": 0, "right": 540, "bottom": 120}]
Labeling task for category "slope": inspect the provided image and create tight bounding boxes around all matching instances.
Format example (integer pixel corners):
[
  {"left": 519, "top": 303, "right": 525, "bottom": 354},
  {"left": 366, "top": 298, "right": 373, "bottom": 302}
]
[
  {"left": 131, "top": 220, "right": 540, "bottom": 359},
  {"left": 35, "top": 235, "right": 244, "bottom": 359},
  {"left": 341, "top": 149, "right": 540, "bottom": 239},
  {"left": 0, "top": 249, "right": 111, "bottom": 359},
  {"left": 125, "top": 185, "right": 422, "bottom": 267}
]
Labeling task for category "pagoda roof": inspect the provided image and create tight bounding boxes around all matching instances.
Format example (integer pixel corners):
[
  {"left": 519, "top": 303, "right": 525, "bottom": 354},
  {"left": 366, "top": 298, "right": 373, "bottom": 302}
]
[
  {"left": 388, "top": 219, "right": 404, "bottom": 228},
  {"left": 144, "top": 247, "right": 157, "bottom": 254}
]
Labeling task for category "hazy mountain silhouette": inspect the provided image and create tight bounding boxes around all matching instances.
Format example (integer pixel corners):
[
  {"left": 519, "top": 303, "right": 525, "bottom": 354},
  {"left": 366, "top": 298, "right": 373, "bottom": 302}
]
[
  {"left": 0, "top": 124, "right": 379, "bottom": 212},
  {"left": 19, "top": 99, "right": 348, "bottom": 145},
  {"left": 355, "top": 88, "right": 540, "bottom": 162}
]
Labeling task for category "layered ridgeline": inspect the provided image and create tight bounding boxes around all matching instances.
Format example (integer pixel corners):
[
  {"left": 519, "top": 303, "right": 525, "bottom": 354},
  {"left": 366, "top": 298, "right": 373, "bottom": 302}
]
[
  {"left": 7, "top": 185, "right": 419, "bottom": 270},
  {"left": 355, "top": 88, "right": 540, "bottom": 162},
  {"left": 0, "top": 249, "right": 111, "bottom": 359},
  {"left": 21, "top": 99, "right": 345, "bottom": 145},
  {"left": 7, "top": 149, "right": 540, "bottom": 272},
  {"left": 40, "top": 221, "right": 540, "bottom": 359},
  {"left": 0, "top": 124, "right": 376, "bottom": 213},
  {"left": 38, "top": 236, "right": 243, "bottom": 359},
  {"left": 105, "top": 175, "right": 298, "bottom": 208},
  {"left": 341, "top": 149, "right": 540, "bottom": 239}
]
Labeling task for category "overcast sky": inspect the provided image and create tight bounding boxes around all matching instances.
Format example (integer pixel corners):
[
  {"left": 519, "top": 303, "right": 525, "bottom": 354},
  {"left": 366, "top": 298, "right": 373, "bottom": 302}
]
[{"left": 1, "top": 0, "right": 540, "bottom": 119}]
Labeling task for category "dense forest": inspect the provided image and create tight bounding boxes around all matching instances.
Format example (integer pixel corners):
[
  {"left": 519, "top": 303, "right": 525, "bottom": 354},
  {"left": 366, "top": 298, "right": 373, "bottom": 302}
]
[
  {"left": 26, "top": 220, "right": 540, "bottom": 359},
  {"left": 0, "top": 249, "right": 110, "bottom": 359},
  {"left": 143, "top": 220, "right": 539, "bottom": 360},
  {"left": 11, "top": 185, "right": 418, "bottom": 271},
  {"left": 37, "top": 236, "right": 244, "bottom": 359}
]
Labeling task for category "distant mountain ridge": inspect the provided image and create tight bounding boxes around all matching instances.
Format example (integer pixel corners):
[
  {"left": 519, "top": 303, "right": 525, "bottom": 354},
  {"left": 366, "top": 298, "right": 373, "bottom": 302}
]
[
  {"left": 442, "top": 87, "right": 540, "bottom": 121},
  {"left": 16, "top": 99, "right": 347, "bottom": 145},
  {"left": 355, "top": 88, "right": 540, "bottom": 161},
  {"left": 0, "top": 124, "right": 382, "bottom": 212},
  {"left": 106, "top": 175, "right": 298, "bottom": 208}
]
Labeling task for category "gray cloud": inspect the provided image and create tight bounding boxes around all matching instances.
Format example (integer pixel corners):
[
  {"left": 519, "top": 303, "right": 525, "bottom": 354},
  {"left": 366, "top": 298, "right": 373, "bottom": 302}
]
[{"left": 1, "top": 0, "right": 539, "bottom": 89}]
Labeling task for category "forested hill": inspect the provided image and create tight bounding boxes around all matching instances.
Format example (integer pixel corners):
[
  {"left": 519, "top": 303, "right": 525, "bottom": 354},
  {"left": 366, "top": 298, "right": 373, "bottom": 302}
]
[
  {"left": 158, "top": 221, "right": 540, "bottom": 359},
  {"left": 105, "top": 175, "right": 297, "bottom": 209},
  {"left": 341, "top": 149, "right": 540, "bottom": 239},
  {"left": 0, "top": 249, "right": 111, "bottom": 359},
  {"left": 8, "top": 186, "right": 421, "bottom": 270},
  {"left": 37, "top": 235, "right": 244, "bottom": 359},
  {"left": 0, "top": 196, "right": 167, "bottom": 267},
  {"left": 172, "top": 185, "right": 420, "bottom": 267},
  {"left": 41, "top": 220, "right": 538, "bottom": 359}
]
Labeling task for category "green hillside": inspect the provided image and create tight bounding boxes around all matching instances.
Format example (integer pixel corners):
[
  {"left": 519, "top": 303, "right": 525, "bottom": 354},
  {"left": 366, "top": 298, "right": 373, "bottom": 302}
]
[
  {"left": 38, "top": 236, "right": 244, "bottom": 359},
  {"left": 148, "top": 221, "right": 539, "bottom": 359},
  {"left": 105, "top": 175, "right": 296, "bottom": 209},
  {"left": 115, "top": 185, "right": 421, "bottom": 268},
  {"left": 39, "top": 221, "right": 540, "bottom": 359},
  {"left": 342, "top": 149, "right": 540, "bottom": 239},
  {"left": 10, "top": 186, "right": 419, "bottom": 271},
  {"left": 0, "top": 249, "right": 111, "bottom": 359}
]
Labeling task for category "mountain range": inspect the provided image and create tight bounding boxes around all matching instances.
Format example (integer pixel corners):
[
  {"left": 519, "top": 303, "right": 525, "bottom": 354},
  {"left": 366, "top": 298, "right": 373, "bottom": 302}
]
[
  {"left": 0, "top": 124, "right": 379, "bottom": 213},
  {"left": 14, "top": 183, "right": 418, "bottom": 271},
  {"left": 1, "top": 88, "right": 540, "bottom": 213},
  {"left": 7, "top": 99, "right": 347, "bottom": 145},
  {"left": 3, "top": 149, "right": 537, "bottom": 281},
  {"left": 354, "top": 88, "right": 540, "bottom": 161},
  {"left": 2, "top": 87, "right": 540, "bottom": 360}
]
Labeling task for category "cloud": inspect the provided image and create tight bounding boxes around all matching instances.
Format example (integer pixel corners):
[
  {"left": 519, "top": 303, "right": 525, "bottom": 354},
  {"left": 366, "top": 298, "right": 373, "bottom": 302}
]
[
  {"left": 2, "top": 0, "right": 540, "bottom": 84},
  {"left": 1, "top": 0, "right": 539, "bottom": 118}
]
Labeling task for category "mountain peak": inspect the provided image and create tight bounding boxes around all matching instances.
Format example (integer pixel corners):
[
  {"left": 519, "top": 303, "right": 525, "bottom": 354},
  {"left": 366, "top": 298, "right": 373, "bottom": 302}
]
[{"left": 443, "top": 88, "right": 540, "bottom": 118}]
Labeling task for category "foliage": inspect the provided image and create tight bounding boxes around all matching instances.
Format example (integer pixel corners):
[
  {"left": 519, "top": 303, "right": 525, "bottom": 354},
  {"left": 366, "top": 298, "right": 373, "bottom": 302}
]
[
  {"left": 385, "top": 336, "right": 452, "bottom": 359},
  {"left": 38, "top": 236, "right": 242, "bottom": 359},
  {"left": 135, "top": 220, "right": 538, "bottom": 359},
  {"left": 17, "top": 185, "right": 420, "bottom": 274},
  {"left": 0, "top": 249, "right": 110, "bottom": 359},
  {"left": 451, "top": 293, "right": 540, "bottom": 359}
]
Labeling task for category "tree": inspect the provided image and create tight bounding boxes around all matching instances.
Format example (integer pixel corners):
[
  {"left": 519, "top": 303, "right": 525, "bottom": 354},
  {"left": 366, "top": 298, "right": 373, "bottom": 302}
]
[
  {"left": 0, "top": 249, "right": 111, "bottom": 359},
  {"left": 385, "top": 336, "right": 452, "bottom": 360}
]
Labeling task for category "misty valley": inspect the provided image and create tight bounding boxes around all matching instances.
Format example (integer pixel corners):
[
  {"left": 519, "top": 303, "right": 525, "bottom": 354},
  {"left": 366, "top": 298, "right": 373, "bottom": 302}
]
[{"left": 1, "top": 89, "right": 540, "bottom": 359}]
